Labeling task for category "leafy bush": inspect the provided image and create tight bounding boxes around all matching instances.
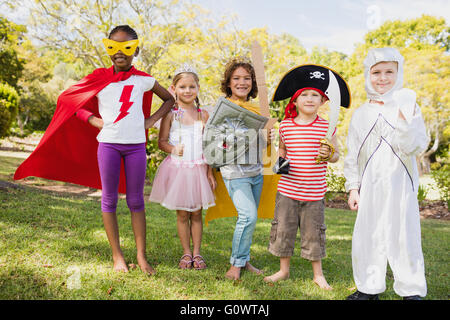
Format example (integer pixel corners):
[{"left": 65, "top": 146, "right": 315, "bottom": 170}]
[
  {"left": 430, "top": 162, "right": 442, "bottom": 171},
  {"left": 146, "top": 127, "right": 167, "bottom": 182},
  {"left": 0, "top": 83, "right": 19, "bottom": 138},
  {"left": 326, "top": 166, "right": 346, "bottom": 192},
  {"left": 430, "top": 164, "right": 450, "bottom": 207},
  {"left": 325, "top": 166, "right": 347, "bottom": 202},
  {"left": 417, "top": 184, "right": 428, "bottom": 206}
]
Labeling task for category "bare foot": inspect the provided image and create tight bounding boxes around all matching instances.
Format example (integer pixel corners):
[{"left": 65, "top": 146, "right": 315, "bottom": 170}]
[
  {"left": 244, "top": 262, "right": 263, "bottom": 275},
  {"left": 225, "top": 265, "right": 241, "bottom": 280},
  {"left": 137, "top": 255, "right": 156, "bottom": 275},
  {"left": 313, "top": 276, "right": 333, "bottom": 290},
  {"left": 112, "top": 254, "right": 129, "bottom": 273},
  {"left": 264, "top": 270, "right": 289, "bottom": 283}
]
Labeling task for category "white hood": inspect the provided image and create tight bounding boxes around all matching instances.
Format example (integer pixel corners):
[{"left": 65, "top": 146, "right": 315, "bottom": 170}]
[{"left": 364, "top": 47, "right": 404, "bottom": 103}]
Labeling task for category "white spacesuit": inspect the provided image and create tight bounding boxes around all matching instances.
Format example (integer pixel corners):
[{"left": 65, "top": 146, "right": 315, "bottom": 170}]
[{"left": 344, "top": 48, "right": 428, "bottom": 297}]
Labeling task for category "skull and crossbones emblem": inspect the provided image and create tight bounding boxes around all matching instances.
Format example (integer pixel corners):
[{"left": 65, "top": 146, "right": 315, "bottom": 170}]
[{"left": 310, "top": 71, "right": 325, "bottom": 80}]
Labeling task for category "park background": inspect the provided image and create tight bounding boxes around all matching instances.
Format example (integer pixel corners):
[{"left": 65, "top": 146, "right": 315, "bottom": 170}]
[{"left": 0, "top": 0, "right": 448, "bottom": 300}]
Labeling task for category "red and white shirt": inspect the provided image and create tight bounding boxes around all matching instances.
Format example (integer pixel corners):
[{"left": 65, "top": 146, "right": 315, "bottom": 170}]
[
  {"left": 277, "top": 116, "right": 334, "bottom": 201},
  {"left": 96, "top": 75, "right": 155, "bottom": 144}
]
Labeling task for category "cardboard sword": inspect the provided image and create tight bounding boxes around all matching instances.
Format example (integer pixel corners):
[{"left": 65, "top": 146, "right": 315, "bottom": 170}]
[
  {"left": 251, "top": 41, "right": 278, "bottom": 130},
  {"left": 251, "top": 41, "right": 280, "bottom": 173}
]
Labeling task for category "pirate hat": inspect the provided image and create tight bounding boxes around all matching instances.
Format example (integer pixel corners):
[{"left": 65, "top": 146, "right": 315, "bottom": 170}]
[{"left": 272, "top": 64, "right": 351, "bottom": 108}]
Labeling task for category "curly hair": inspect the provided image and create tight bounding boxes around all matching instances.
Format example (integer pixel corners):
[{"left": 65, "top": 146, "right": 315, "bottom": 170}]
[{"left": 220, "top": 58, "right": 258, "bottom": 101}]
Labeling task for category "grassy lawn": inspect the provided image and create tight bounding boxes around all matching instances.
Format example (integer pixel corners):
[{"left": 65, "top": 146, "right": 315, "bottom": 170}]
[{"left": 0, "top": 155, "right": 448, "bottom": 300}]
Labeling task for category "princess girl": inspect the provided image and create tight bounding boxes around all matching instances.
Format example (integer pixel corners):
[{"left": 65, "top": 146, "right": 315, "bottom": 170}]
[{"left": 149, "top": 65, "right": 216, "bottom": 270}]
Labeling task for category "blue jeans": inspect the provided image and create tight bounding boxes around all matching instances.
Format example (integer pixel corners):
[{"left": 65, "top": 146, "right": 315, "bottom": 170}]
[{"left": 223, "top": 174, "right": 264, "bottom": 267}]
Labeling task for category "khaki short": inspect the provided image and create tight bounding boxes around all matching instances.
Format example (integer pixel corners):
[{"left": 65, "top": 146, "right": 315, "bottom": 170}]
[{"left": 268, "top": 192, "right": 326, "bottom": 261}]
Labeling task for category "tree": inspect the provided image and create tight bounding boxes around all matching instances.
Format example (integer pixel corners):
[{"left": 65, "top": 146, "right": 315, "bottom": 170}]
[
  {"left": 0, "top": 83, "right": 19, "bottom": 138},
  {"left": 6, "top": 0, "right": 190, "bottom": 74},
  {"left": 404, "top": 46, "right": 450, "bottom": 173},
  {"left": 147, "top": 5, "right": 310, "bottom": 108},
  {"left": 15, "top": 39, "right": 56, "bottom": 133},
  {"left": 364, "top": 15, "right": 449, "bottom": 51},
  {"left": 0, "top": 16, "right": 26, "bottom": 89},
  {"left": 6, "top": 0, "right": 312, "bottom": 109}
]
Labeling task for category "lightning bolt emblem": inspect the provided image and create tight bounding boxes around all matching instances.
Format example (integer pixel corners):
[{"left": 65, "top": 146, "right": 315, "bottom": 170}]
[{"left": 114, "top": 85, "right": 135, "bottom": 123}]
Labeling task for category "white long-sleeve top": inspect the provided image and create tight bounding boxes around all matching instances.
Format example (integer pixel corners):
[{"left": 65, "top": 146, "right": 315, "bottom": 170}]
[{"left": 344, "top": 100, "right": 429, "bottom": 193}]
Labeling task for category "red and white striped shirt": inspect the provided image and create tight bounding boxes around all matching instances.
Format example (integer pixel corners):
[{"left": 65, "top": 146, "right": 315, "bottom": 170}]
[{"left": 278, "top": 116, "right": 334, "bottom": 201}]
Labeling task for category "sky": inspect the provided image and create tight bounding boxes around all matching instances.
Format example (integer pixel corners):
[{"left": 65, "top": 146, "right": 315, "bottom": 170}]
[{"left": 193, "top": 0, "right": 450, "bottom": 54}]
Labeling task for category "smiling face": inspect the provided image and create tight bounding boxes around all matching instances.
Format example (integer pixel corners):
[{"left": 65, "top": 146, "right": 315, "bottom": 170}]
[
  {"left": 294, "top": 89, "right": 326, "bottom": 117},
  {"left": 171, "top": 73, "right": 199, "bottom": 106},
  {"left": 228, "top": 67, "right": 253, "bottom": 102},
  {"left": 108, "top": 30, "right": 139, "bottom": 72},
  {"left": 369, "top": 61, "right": 398, "bottom": 95}
]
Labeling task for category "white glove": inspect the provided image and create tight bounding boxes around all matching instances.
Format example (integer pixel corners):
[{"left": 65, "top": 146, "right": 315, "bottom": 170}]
[{"left": 393, "top": 88, "right": 416, "bottom": 124}]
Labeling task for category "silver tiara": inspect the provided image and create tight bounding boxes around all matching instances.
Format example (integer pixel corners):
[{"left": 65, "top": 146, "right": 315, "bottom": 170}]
[{"left": 174, "top": 63, "right": 197, "bottom": 76}]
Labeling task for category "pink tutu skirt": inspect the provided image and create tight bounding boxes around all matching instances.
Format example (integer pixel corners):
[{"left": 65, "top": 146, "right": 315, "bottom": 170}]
[{"left": 149, "top": 155, "right": 216, "bottom": 211}]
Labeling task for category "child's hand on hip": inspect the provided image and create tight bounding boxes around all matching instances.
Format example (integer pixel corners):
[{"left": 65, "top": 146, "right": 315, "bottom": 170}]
[
  {"left": 88, "top": 116, "right": 103, "bottom": 130},
  {"left": 145, "top": 117, "right": 156, "bottom": 129}
]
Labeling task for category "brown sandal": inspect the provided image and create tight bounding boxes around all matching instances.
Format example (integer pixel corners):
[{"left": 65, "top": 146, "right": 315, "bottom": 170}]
[
  {"left": 193, "top": 255, "right": 207, "bottom": 270},
  {"left": 179, "top": 254, "right": 193, "bottom": 269}
]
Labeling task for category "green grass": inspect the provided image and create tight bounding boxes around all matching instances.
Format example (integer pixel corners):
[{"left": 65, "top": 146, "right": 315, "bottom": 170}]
[{"left": 0, "top": 155, "right": 449, "bottom": 300}]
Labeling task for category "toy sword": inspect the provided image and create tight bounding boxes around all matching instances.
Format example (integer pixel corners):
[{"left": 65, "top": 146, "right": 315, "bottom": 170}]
[
  {"left": 315, "top": 70, "right": 341, "bottom": 163},
  {"left": 251, "top": 41, "right": 279, "bottom": 174}
]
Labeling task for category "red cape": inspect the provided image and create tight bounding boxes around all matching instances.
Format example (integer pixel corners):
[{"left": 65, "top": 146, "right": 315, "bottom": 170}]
[{"left": 14, "top": 66, "right": 153, "bottom": 194}]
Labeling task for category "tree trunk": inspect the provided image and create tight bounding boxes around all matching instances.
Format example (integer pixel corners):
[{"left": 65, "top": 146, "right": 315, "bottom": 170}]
[
  {"left": 419, "top": 129, "right": 439, "bottom": 175},
  {"left": 418, "top": 155, "right": 431, "bottom": 175},
  {"left": 16, "top": 112, "right": 28, "bottom": 136}
]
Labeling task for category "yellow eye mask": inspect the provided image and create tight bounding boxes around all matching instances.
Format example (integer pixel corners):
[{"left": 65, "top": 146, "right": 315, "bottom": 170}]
[{"left": 102, "top": 38, "right": 139, "bottom": 56}]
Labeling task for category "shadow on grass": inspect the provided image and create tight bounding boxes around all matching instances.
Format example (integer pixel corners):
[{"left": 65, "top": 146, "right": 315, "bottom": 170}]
[{"left": 0, "top": 264, "right": 60, "bottom": 299}]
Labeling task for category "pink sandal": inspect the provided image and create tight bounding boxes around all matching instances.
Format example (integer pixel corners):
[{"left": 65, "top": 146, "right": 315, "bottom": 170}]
[
  {"left": 193, "top": 255, "right": 207, "bottom": 270},
  {"left": 179, "top": 254, "right": 193, "bottom": 269}
]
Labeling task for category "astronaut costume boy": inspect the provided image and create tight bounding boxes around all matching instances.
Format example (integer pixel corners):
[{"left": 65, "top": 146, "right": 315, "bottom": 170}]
[{"left": 344, "top": 48, "right": 428, "bottom": 298}]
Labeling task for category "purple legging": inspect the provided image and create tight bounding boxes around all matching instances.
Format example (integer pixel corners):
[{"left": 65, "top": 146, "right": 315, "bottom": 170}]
[{"left": 97, "top": 142, "right": 147, "bottom": 213}]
